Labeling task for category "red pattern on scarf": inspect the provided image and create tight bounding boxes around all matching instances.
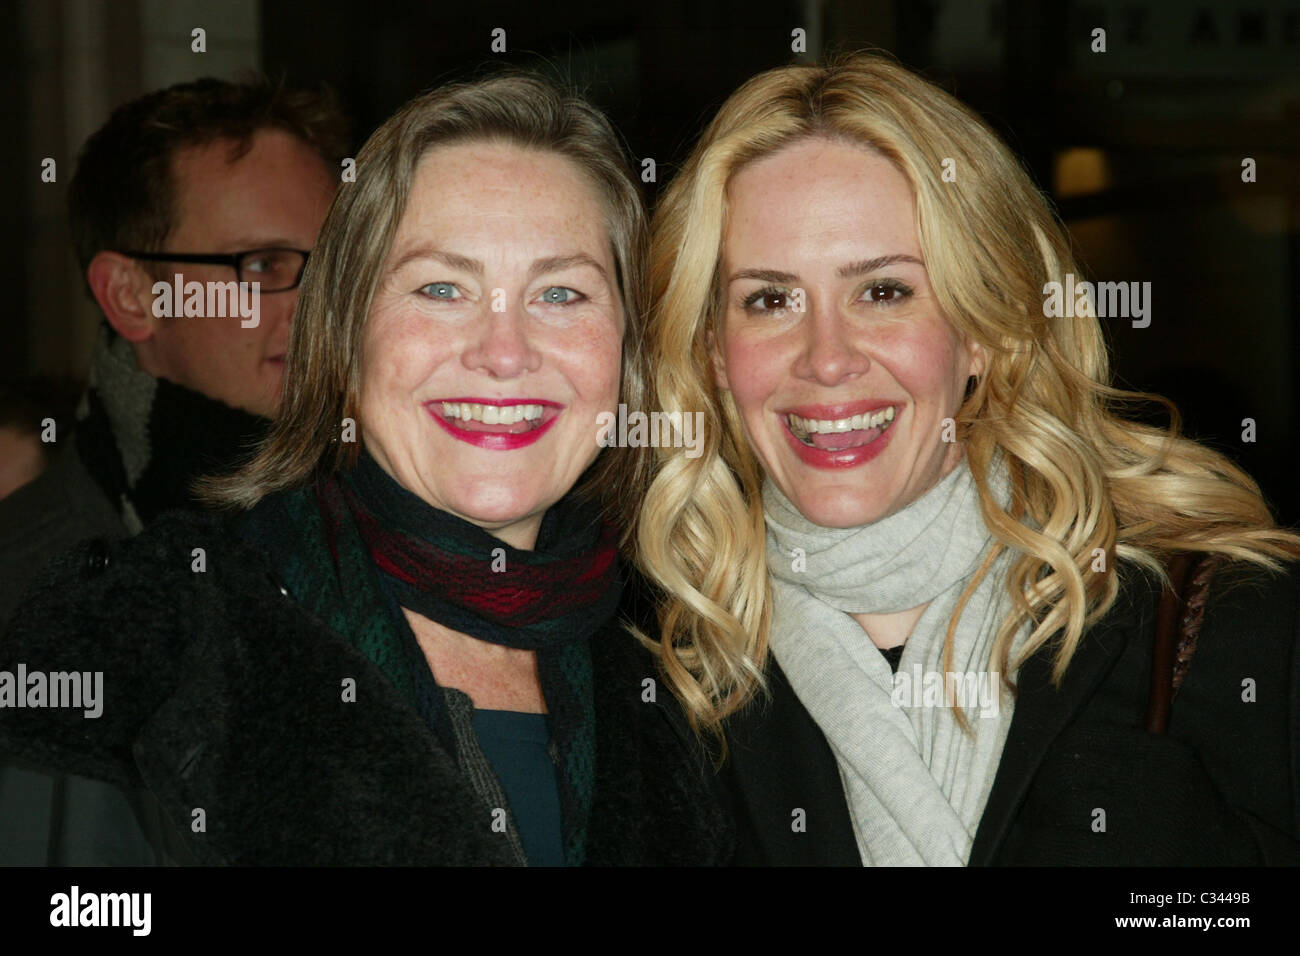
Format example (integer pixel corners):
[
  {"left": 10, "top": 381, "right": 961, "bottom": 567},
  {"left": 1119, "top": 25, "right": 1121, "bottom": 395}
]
[{"left": 321, "top": 476, "right": 620, "bottom": 629}]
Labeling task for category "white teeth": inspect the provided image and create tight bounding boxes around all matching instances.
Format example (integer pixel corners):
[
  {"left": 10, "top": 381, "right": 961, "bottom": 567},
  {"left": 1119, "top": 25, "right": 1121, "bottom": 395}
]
[
  {"left": 440, "top": 402, "right": 546, "bottom": 425},
  {"left": 787, "top": 406, "right": 898, "bottom": 438}
]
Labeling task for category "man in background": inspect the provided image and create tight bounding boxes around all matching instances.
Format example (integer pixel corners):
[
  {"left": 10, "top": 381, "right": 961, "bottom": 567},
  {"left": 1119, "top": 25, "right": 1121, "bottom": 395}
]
[
  {"left": 0, "top": 75, "right": 346, "bottom": 628},
  {"left": 0, "top": 75, "right": 347, "bottom": 865}
]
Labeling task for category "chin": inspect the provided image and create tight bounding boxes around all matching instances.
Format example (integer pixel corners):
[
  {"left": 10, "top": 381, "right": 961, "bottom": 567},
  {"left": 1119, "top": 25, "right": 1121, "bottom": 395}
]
[
  {"left": 449, "top": 484, "right": 549, "bottom": 528},
  {"left": 783, "top": 484, "right": 892, "bottom": 530}
]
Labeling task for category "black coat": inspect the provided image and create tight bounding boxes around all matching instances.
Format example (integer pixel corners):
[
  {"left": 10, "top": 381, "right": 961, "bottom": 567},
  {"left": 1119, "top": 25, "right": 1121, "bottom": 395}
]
[
  {"left": 0, "top": 442, "right": 127, "bottom": 631},
  {"left": 717, "top": 559, "right": 1300, "bottom": 865},
  {"left": 0, "top": 510, "right": 732, "bottom": 866}
]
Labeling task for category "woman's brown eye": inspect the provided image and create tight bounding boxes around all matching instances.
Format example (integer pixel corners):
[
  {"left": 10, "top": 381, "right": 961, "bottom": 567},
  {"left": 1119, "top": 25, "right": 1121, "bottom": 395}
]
[
  {"left": 763, "top": 292, "right": 787, "bottom": 310},
  {"left": 869, "top": 285, "right": 895, "bottom": 301}
]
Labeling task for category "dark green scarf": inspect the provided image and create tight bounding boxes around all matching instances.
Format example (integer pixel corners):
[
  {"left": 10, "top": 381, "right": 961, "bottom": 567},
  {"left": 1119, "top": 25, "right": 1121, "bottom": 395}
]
[{"left": 240, "top": 452, "right": 623, "bottom": 866}]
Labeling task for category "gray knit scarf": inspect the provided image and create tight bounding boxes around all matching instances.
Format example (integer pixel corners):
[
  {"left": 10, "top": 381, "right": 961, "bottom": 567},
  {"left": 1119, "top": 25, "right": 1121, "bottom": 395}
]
[
  {"left": 74, "top": 324, "right": 269, "bottom": 532},
  {"left": 763, "top": 456, "right": 1028, "bottom": 866}
]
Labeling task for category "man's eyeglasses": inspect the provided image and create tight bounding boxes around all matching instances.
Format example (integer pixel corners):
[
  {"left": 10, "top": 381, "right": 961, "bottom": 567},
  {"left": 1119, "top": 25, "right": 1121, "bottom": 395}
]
[{"left": 118, "top": 248, "right": 310, "bottom": 293}]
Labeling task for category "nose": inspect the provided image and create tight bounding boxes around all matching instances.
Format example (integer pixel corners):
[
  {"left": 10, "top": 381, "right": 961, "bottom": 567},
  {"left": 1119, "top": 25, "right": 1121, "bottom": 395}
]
[
  {"left": 793, "top": 295, "right": 871, "bottom": 386},
  {"left": 461, "top": 298, "right": 542, "bottom": 379}
]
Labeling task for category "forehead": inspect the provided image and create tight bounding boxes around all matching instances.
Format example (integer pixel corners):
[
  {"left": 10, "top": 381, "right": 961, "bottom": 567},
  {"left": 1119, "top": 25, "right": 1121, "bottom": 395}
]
[
  {"left": 724, "top": 138, "right": 918, "bottom": 256},
  {"left": 391, "top": 141, "right": 611, "bottom": 254},
  {"left": 167, "top": 128, "right": 331, "bottom": 243}
]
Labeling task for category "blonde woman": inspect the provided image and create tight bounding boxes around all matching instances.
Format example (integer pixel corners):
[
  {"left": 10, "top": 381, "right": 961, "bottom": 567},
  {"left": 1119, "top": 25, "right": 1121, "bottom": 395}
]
[{"left": 638, "top": 52, "right": 1300, "bottom": 865}]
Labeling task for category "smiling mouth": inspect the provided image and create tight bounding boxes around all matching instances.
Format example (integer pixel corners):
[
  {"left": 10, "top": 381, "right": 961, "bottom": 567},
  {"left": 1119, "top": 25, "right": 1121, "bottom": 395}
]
[
  {"left": 785, "top": 405, "right": 898, "bottom": 451},
  {"left": 423, "top": 400, "right": 564, "bottom": 451},
  {"left": 433, "top": 400, "right": 555, "bottom": 435}
]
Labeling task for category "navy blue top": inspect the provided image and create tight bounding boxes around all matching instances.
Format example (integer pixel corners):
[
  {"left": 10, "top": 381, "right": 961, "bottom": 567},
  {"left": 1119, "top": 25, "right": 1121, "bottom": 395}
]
[{"left": 471, "top": 709, "right": 565, "bottom": 866}]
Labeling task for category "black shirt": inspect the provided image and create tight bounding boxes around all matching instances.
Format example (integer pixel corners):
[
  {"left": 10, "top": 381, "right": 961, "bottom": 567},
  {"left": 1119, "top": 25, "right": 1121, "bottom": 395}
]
[
  {"left": 879, "top": 643, "right": 905, "bottom": 673},
  {"left": 471, "top": 709, "right": 565, "bottom": 866}
]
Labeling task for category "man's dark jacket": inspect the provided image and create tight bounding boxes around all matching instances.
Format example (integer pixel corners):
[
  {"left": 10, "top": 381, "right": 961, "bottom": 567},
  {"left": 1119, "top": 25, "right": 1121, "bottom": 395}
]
[
  {"left": 718, "top": 559, "right": 1300, "bottom": 865},
  {"left": 0, "top": 510, "right": 732, "bottom": 865},
  {"left": 0, "top": 442, "right": 126, "bottom": 630}
]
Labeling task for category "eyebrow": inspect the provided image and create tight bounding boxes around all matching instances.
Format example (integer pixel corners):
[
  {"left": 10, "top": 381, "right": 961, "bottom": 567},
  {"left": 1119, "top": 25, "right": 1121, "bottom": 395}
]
[
  {"left": 389, "top": 245, "right": 482, "bottom": 275},
  {"left": 727, "top": 254, "right": 925, "bottom": 284},
  {"left": 389, "top": 244, "right": 609, "bottom": 282},
  {"left": 530, "top": 254, "right": 609, "bottom": 283},
  {"left": 837, "top": 254, "right": 924, "bottom": 278}
]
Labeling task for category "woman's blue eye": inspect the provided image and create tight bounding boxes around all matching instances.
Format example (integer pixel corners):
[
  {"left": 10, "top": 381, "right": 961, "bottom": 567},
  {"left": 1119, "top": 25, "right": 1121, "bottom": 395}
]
[
  {"left": 420, "top": 282, "right": 459, "bottom": 300},
  {"left": 540, "top": 286, "right": 579, "bottom": 304}
]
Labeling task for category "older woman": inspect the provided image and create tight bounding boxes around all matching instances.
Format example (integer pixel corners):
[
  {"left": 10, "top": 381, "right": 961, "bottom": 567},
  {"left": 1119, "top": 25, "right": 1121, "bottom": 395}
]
[
  {"left": 638, "top": 53, "right": 1300, "bottom": 865},
  {"left": 0, "top": 73, "right": 729, "bottom": 866}
]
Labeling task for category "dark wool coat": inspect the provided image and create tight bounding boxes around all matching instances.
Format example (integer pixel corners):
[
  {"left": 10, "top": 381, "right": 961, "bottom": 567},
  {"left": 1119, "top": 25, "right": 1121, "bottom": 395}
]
[
  {"left": 718, "top": 559, "right": 1300, "bottom": 865},
  {"left": 0, "top": 510, "right": 733, "bottom": 866},
  {"left": 0, "top": 443, "right": 126, "bottom": 631}
]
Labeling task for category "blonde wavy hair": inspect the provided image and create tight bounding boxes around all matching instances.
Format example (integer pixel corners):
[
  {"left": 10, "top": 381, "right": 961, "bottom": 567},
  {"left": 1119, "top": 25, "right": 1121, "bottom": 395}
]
[{"left": 637, "top": 51, "right": 1300, "bottom": 736}]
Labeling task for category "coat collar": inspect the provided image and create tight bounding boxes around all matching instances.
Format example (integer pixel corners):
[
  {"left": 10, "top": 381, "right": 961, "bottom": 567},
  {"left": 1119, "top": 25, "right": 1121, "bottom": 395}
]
[{"left": 967, "top": 563, "right": 1154, "bottom": 864}]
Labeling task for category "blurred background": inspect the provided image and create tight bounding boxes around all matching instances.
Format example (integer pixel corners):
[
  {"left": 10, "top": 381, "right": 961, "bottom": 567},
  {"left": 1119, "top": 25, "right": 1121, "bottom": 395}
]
[{"left": 3, "top": 0, "right": 1298, "bottom": 521}]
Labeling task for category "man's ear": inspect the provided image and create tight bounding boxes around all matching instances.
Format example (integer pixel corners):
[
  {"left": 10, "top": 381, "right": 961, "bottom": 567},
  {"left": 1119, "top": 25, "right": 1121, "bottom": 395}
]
[
  {"left": 86, "top": 251, "right": 159, "bottom": 343},
  {"left": 706, "top": 327, "right": 731, "bottom": 392}
]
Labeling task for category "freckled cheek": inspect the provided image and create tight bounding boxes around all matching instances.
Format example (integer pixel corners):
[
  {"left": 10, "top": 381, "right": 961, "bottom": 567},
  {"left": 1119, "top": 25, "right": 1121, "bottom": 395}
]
[
  {"left": 899, "top": 361, "right": 961, "bottom": 424},
  {"left": 554, "top": 317, "right": 623, "bottom": 405},
  {"left": 588, "top": 359, "right": 623, "bottom": 411},
  {"left": 722, "top": 333, "right": 785, "bottom": 417},
  {"left": 365, "top": 316, "right": 449, "bottom": 394},
  {"left": 589, "top": 364, "right": 621, "bottom": 409},
  {"left": 358, "top": 336, "right": 415, "bottom": 433}
]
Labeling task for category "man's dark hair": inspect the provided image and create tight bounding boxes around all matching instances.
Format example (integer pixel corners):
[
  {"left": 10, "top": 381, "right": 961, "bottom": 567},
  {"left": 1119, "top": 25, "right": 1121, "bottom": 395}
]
[{"left": 68, "top": 73, "right": 351, "bottom": 277}]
